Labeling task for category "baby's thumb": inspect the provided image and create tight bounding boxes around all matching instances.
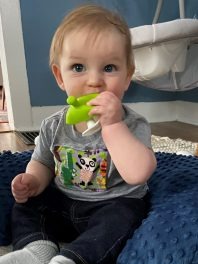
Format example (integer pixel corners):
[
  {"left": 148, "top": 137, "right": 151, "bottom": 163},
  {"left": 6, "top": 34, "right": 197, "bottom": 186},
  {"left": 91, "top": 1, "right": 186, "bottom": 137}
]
[
  {"left": 20, "top": 173, "right": 33, "bottom": 187},
  {"left": 12, "top": 174, "right": 28, "bottom": 191},
  {"left": 20, "top": 173, "right": 38, "bottom": 197}
]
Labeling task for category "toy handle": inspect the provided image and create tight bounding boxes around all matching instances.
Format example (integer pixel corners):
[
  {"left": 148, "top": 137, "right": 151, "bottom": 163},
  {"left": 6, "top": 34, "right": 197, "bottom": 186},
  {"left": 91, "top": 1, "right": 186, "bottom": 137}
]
[
  {"left": 82, "top": 120, "right": 101, "bottom": 136},
  {"left": 66, "top": 94, "right": 98, "bottom": 125},
  {"left": 67, "top": 96, "right": 79, "bottom": 107},
  {"left": 66, "top": 93, "right": 101, "bottom": 136}
]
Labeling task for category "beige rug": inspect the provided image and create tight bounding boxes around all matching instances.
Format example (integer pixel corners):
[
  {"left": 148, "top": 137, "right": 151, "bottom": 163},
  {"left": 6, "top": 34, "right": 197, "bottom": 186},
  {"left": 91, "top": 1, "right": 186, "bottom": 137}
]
[{"left": 151, "top": 135, "right": 198, "bottom": 156}]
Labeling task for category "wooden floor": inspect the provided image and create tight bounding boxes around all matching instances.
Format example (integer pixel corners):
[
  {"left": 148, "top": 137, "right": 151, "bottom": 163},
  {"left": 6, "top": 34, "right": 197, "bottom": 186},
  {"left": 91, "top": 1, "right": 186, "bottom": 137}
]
[
  {"left": 150, "top": 121, "right": 198, "bottom": 143},
  {"left": 0, "top": 121, "right": 198, "bottom": 153},
  {"left": 0, "top": 123, "right": 35, "bottom": 152}
]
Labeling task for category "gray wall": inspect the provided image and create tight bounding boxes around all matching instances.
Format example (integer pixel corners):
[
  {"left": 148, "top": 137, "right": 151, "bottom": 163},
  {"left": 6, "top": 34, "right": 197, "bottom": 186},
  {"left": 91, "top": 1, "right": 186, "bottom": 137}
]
[{"left": 20, "top": 0, "right": 198, "bottom": 106}]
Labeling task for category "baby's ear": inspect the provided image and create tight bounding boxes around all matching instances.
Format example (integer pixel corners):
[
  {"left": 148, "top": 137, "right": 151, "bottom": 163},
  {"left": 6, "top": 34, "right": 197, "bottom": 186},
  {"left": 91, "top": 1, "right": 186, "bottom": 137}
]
[
  {"left": 124, "top": 75, "right": 132, "bottom": 91},
  {"left": 125, "top": 65, "right": 135, "bottom": 91},
  {"left": 51, "top": 64, "right": 64, "bottom": 90},
  {"left": 128, "top": 65, "right": 135, "bottom": 79}
]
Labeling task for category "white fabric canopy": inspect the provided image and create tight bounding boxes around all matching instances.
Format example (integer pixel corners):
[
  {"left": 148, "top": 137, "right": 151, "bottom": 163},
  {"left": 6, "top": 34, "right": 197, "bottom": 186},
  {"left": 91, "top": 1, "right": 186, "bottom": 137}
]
[{"left": 130, "top": 19, "right": 198, "bottom": 91}]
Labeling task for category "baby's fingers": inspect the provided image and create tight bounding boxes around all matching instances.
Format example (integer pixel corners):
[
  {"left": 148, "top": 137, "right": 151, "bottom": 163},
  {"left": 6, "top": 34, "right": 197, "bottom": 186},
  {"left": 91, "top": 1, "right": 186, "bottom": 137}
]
[
  {"left": 12, "top": 177, "right": 28, "bottom": 192},
  {"left": 12, "top": 187, "right": 29, "bottom": 197},
  {"left": 14, "top": 196, "right": 28, "bottom": 203},
  {"left": 12, "top": 187, "right": 29, "bottom": 203}
]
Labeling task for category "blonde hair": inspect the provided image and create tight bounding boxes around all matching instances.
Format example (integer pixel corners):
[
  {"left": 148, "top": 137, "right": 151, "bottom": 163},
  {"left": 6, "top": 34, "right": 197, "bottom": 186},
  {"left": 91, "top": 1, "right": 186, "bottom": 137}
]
[{"left": 49, "top": 4, "right": 134, "bottom": 74}]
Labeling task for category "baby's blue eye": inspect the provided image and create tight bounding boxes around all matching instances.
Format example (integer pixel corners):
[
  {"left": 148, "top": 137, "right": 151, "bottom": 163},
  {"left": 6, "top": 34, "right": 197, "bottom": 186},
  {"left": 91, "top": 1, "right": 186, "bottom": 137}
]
[
  {"left": 72, "top": 64, "right": 84, "bottom": 72},
  {"left": 104, "top": 64, "right": 116, "bottom": 72}
]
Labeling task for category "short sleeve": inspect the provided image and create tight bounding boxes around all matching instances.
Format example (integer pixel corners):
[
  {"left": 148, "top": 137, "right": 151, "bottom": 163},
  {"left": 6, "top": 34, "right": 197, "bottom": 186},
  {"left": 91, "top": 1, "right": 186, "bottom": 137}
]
[
  {"left": 124, "top": 106, "right": 152, "bottom": 149},
  {"left": 31, "top": 119, "right": 55, "bottom": 169},
  {"left": 132, "top": 117, "right": 152, "bottom": 149}
]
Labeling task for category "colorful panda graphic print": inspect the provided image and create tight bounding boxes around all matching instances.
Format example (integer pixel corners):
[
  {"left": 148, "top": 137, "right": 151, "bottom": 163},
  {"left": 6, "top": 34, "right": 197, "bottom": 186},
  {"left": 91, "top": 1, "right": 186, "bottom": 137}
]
[{"left": 53, "top": 146, "right": 108, "bottom": 191}]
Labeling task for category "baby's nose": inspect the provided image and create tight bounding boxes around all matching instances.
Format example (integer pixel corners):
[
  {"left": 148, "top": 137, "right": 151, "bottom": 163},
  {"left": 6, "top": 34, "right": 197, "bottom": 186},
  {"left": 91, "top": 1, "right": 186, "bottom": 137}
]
[{"left": 87, "top": 71, "right": 103, "bottom": 88}]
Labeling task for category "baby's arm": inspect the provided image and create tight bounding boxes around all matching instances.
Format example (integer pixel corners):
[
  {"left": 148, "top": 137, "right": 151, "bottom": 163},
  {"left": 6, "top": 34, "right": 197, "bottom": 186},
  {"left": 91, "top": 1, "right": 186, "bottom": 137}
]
[
  {"left": 89, "top": 91, "right": 157, "bottom": 185},
  {"left": 12, "top": 159, "right": 54, "bottom": 203},
  {"left": 102, "top": 122, "right": 156, "bottom": 185}
]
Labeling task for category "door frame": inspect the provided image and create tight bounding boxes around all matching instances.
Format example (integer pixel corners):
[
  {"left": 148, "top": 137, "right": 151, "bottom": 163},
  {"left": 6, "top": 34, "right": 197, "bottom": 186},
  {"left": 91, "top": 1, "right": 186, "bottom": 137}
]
[{"left": 0, "top": 0, "right": 32, "bottom": 130}]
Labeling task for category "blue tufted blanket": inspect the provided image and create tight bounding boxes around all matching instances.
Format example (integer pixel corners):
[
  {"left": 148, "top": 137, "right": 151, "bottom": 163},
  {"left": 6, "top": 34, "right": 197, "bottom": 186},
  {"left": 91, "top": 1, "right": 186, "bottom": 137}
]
[
  {"left": 0, "top": 151, "right": 198, "bottom": 263},
  {"left": 118, "top": 152, "right": 198, "bottom": 264},
  {"left": 0, "top": 151, "right": 32, "bottom": 246}
]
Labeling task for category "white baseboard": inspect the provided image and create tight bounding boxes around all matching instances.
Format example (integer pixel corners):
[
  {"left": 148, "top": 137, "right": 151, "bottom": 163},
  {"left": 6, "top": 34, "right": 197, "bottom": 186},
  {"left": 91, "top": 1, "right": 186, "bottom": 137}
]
[
  {"left": 15, "top": 101, "right": 198, "bottom": 131},
  {"left": 16, "top": 101, "right": 198, "bottom": 131},
  {"left": 176, "top": 101, "right": 198, "bottom": 125},
  {"left": 128, "top": 101, "right": 198, "bottom": 125},
  {"left": 126, "top": 101, "right": 177, "bottom": 123},
  {"left": 15, "top": 105, "right": 64, "bottom": 131}
]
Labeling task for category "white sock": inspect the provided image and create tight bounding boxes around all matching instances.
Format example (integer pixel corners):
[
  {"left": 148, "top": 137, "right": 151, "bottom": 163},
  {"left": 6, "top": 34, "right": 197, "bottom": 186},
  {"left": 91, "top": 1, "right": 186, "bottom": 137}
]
[
  {"left": 0, "top": 240, "right": 58, "bottom": 264},
  {"left": 49, "top": 255, "right": 76, "bottom": 264}
]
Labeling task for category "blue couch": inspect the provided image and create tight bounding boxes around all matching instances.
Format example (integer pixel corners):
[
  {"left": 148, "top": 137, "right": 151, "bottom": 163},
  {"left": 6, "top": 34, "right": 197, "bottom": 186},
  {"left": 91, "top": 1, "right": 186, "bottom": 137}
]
[{"left": 0, "top": 151, "right": 198, "bottom": 263}]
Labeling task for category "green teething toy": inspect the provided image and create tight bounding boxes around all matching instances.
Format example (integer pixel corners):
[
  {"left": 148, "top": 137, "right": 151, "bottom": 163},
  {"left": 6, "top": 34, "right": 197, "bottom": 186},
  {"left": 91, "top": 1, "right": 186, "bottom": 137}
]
[{"left": 66, "top": 93, "right": 98, "bottom": 125}]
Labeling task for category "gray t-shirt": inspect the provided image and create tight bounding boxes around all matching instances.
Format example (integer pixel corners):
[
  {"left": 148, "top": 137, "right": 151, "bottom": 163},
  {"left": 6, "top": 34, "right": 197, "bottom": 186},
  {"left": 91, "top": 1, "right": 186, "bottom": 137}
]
[{"left": 32, "top": 105, "right": 152, "bottom": 201}]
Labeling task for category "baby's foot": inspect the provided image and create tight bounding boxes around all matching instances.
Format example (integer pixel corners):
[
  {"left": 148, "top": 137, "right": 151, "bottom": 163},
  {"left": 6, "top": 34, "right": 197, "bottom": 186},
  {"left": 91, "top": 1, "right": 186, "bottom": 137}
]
[
  {"left": 49, "top": 255, "right": 76, "bottom": 264},
  {"left": 0, "top": 240, "right": 58, "bottom": 264}
]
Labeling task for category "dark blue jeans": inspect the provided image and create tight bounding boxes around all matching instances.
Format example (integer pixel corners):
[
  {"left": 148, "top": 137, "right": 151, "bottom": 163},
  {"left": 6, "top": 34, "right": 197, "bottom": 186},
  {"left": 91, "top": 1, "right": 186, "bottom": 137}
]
[{"left": 12, "top": 183, "right": 147, "bottom": 264}]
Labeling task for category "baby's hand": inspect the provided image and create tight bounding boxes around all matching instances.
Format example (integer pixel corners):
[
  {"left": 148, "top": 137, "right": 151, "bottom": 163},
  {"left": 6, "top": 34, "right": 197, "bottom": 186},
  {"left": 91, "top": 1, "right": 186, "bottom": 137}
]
[
  {"left": 11, "top": 173, "right": 40, "bottom": 203},
  {"left": 88, "top": 91, "right": 123, "bottom": 127}
]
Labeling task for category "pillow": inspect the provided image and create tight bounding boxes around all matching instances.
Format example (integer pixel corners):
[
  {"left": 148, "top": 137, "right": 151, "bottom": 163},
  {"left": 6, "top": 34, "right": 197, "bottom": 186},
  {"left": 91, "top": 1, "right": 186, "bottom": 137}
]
[
  {"left": 0, "top": 151, "right": 32, "bottom": 246},
  {"left": 118, "top": 153, "right": 198, "bottom": 264}
]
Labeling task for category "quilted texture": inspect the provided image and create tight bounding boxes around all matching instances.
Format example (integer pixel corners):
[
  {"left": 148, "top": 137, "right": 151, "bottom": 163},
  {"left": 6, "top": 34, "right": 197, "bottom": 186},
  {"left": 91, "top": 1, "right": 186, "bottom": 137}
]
[
  {"left": 117, "top": 153, "right": 198, "bottom": 264},
  {"left": 0, "top": 151, "right": 198, "bottom": 264},
  {"left": 0, "top": 151, "right": 32, "bottom": 246}
]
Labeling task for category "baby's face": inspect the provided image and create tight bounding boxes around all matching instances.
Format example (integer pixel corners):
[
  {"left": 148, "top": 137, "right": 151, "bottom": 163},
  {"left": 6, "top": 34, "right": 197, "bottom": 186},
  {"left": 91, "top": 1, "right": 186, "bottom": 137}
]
[{"left": 53, "top": 27, "right": 131, "bottom": 100}]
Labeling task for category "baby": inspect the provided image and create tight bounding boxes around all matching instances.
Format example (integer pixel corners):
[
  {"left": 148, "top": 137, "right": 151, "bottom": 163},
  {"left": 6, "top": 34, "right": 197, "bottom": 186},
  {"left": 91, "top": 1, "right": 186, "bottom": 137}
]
[{"left": 0, "top": 4, "right": 156, "bottom": 264}]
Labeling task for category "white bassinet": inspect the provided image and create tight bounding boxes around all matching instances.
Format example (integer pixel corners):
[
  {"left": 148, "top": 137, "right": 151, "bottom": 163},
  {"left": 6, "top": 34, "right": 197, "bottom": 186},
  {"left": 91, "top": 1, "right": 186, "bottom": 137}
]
[{"left": 130, "top": 0, "right": 198, "bottom": 91}]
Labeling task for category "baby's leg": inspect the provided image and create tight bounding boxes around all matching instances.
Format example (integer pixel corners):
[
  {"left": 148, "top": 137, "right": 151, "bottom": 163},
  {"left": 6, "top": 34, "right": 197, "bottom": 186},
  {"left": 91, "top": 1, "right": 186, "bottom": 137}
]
[
  {"left": 59, "top": 197, "right": 146, "bottom": 263},
  {"left": 2, "top": 185, "right": 63, "bottom": 263}
]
